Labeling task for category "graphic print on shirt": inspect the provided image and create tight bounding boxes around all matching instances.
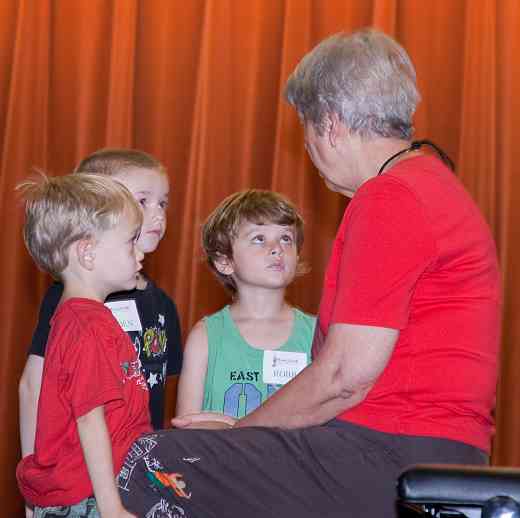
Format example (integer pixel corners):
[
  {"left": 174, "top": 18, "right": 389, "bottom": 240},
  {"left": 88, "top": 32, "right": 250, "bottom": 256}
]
[
  {"left": 120, "top": 358, "right": 148, "bottom": 391},
  {"left": 223, "top": 381, "right": 281, "bottom": 418},
  {"left": 204, "top": 308, "right": 315, "bottom": 419},
  {"left": 143, "top": 325, "right": 167, "bottom": 359},
  {"left": 131, "top": 313, "right": 168, "bottom": 391},
  {"left": 128, "top": 313, "right": 168, "bottom": 390}
]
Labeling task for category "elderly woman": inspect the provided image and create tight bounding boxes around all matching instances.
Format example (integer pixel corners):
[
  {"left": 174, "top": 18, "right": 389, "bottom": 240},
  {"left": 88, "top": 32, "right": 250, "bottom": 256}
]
[{"left": 121, "top": 29, "right": 501, "bottom": 518}]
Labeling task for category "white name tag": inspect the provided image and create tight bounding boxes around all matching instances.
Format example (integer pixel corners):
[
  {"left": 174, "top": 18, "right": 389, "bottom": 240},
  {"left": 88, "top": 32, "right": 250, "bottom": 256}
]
[
  {"left": 105, "top": 299, "right": 142, "bottom": 332},
  {"left": 262, "top": 350, "right": 307, "bottom": 385}
]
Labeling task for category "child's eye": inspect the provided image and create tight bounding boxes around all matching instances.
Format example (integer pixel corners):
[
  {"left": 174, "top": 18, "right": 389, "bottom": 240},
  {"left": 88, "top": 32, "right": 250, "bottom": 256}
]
[
  {"left": 159, "top": 200, "right": 169, "bottom": 210},
  {"left": 252, "top": 235, "right": 265, "bottom": 243},
  {"left": 281, "top": 234, "right": 294, "bottom": 244},
  {"left": 137, "top": 198, "right": 147, "bottom": 207}
]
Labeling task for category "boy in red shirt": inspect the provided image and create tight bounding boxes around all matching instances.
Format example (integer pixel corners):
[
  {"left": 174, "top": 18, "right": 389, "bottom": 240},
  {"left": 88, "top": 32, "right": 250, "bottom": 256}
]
[{"left": 17, "top": 173, "right": 152, "bottom": 517}]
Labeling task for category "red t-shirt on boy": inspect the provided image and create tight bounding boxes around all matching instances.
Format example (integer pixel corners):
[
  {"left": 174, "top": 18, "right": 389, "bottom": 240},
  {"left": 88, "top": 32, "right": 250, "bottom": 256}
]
[
  {"left": 314, "top": 155, "right": 501, "bottom": 453},
  {"left": 17, "top": 298, "right": 152, "bottom": 507}
]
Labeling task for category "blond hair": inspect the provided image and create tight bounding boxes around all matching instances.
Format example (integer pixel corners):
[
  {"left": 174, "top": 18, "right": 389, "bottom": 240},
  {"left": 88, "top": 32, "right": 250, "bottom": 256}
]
[
  {"left": 74, "top": 148, "right": 166, "bottom": 177},
  {"left": 202, "top": 189, "right": 306, "bottom": 293},
  {"left": 18, "top": 173, "right": 142, "bottom": 279}
]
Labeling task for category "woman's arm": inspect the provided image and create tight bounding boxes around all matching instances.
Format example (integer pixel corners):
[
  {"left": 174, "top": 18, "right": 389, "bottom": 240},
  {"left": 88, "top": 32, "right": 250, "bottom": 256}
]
[
  {"left": 175, "top": 320, "right": 209, "bottom": 417},
  {"left": 235, "top": 322, "right": 398, "bottom": 429}
]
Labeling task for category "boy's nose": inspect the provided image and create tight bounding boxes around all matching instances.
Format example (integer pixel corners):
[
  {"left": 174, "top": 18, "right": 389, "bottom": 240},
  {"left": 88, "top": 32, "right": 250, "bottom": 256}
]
[
  {"left": 151, "top": 205, "right": 166, "bottom": 222},
  {"left": 270, "top": 244, "right": 283, "bottom": 256}
]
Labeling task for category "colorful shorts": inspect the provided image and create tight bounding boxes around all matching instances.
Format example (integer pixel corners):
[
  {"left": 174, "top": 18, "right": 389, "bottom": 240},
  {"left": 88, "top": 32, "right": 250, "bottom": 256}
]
[{"left": 33, "top": 497, "right": 99, "bottom": 518}]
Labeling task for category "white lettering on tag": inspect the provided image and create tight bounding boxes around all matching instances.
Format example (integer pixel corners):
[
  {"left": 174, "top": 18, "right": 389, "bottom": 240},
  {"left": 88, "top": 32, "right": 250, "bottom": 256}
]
[
  {"left": 105, "top": 299, "right": 142, "bottom": 332},
  {"left": 262, "top": 350, "right": 307, "bottom": 385}
]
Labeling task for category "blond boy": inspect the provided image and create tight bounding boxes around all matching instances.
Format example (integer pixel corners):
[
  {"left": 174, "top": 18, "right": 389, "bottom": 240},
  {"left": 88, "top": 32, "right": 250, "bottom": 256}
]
[{"left": 17, "top": 174, "right": 151, "bottom": 518}]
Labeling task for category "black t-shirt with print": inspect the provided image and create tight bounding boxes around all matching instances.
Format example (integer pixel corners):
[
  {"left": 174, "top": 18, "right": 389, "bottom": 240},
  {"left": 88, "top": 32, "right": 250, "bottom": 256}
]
[{"left": 29, "top": 278, "right": 183, "bottom": 429}]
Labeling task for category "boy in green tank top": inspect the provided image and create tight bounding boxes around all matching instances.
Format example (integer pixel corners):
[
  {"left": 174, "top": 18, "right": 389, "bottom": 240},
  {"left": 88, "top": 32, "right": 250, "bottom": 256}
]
[{"left": 176, "top": 190, "right": 316, "bottom": 419}]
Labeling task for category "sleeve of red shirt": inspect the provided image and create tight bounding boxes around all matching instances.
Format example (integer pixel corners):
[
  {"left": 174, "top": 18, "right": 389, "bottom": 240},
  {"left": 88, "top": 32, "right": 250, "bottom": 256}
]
[
  {"left": 59, "top": 318, "right": 125, "bottom": 419},
  {"left": 331, "top": 178, "right": 437, "bottom": 329}
]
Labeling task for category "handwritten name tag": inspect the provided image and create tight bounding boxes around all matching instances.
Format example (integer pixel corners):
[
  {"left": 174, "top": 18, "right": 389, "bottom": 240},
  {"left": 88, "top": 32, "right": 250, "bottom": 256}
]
[
  {"left": 105, "top": 299, "right": 142, "bottom": 332},
  {"left": 262, "top": 350, "right": 307, "bottom": 385}
]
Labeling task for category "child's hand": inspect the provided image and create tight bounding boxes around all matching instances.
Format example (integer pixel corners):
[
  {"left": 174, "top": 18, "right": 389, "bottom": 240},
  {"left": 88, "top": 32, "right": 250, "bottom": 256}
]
[{"left": 172, "top": 412, "right": 236, "bottom": 429}]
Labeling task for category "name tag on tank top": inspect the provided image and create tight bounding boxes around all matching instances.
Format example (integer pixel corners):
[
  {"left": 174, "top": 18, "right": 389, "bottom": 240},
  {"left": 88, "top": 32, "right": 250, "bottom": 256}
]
[
  {"left": 105, "top": 299, "right": 143, "bottom": 332},
  {"left": 262, "top": 350, "right": 307, "bottom": 385}
]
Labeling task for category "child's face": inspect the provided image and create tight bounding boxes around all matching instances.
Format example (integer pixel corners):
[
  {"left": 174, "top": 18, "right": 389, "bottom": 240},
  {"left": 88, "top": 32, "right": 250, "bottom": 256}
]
[
  {"left": 115, "top": 167, "right": 169, "bottom": 254},
  {"left": 93, "top": 210, "right": 144, "bottom": 294},
  {"left": 224, "top": 220, "right": 298, "bottom": 292}
]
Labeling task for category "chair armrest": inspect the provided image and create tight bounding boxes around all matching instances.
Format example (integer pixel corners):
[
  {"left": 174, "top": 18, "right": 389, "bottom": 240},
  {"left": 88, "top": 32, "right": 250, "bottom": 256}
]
[{"left": 398, "top": 464, "right": 520, "bottom": 506}]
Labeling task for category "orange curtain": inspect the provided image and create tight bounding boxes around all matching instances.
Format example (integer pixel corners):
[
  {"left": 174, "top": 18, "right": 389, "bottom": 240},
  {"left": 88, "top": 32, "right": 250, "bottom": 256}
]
[{"left": 1, "top": 1, "right": 518, "bottom": 514}]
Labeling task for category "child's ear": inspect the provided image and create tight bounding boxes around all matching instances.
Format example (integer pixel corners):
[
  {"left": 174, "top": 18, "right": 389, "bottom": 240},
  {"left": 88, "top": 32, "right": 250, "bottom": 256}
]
[
  {"left": 214, "top": 255, "right": 234, "bottom": 276},
  {"left": 76, "top": 238, "right": 96, "bottom": 271}
]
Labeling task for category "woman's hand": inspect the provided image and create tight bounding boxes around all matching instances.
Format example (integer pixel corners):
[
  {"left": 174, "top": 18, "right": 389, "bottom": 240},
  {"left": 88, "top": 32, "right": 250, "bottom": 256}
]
[{"left": 171, "top": 412, "right": 237, "bottom": 430}]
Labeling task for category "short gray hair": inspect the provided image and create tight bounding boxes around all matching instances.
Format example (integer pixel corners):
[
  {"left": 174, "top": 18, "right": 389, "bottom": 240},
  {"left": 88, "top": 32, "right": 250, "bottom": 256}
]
[
  {"left": 18, "top": 173, "right": 143, "bottom": 279},
  {"left": 285, "top": 28, "right": 420, "bottom": 140}
]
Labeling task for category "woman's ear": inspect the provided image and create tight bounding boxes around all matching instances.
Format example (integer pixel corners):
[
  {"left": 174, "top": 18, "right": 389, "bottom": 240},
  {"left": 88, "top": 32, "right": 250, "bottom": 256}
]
[
  {"left": 76, "top": 238, "right": 96, "bottom": 271},
  {"left": 327, "top": 112, "right": 346, "bottom": 148},
  {"left": 213, "top": 254, "right": 234, "bottom": 276}
]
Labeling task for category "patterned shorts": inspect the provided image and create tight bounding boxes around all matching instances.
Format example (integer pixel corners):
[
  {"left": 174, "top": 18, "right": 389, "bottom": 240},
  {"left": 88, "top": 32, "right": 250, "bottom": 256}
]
[
  {"left": 119, "top": 422, "right": 488, "bottom": 518},
  {"left": 33, "top": 497, "right": 99, "bottom": 518}
]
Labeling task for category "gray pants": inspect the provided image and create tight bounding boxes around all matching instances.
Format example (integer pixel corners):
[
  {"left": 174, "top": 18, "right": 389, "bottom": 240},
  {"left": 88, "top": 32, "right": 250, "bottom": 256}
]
[{"left": 117, "top": 420, "right": 487, "bottom": 518}]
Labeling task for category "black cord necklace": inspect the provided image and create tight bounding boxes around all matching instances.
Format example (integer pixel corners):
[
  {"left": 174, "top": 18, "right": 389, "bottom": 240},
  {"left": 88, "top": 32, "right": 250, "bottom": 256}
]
[{"left": 377, "top": 139, "right": 455, "bottom": 176}]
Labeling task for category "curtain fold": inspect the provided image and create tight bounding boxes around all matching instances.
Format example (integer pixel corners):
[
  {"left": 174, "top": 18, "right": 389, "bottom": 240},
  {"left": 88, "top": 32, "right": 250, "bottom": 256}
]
[
  {"left": 492, "top": 0, "right": 520, "bottom": 466},
  {"left": 1, "top": 1, "right": 516, "bottom": 514},
  {"left": 457, "top": 0, "right": 497, "bottom": 228}
]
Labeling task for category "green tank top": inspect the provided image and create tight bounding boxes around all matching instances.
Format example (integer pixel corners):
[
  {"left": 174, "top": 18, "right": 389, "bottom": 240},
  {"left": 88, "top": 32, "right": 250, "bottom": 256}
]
[{"left": 203, "top": 305, "right": 316, "bottom": 418}]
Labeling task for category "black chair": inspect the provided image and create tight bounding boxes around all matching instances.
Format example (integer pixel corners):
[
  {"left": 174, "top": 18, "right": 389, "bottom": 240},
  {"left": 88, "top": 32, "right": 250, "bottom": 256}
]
[{"left": 397, "top": 464, "right": 520, "bottom": 518}]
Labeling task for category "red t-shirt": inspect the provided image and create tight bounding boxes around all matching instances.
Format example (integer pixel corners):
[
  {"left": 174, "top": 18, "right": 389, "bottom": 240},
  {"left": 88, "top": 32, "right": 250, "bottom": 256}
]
[
  {"left": 314, "top": 156, "right": 501, "bottom": 453},
  {"left": 17, "top": 298, "right": 152, "bottom": 507}
]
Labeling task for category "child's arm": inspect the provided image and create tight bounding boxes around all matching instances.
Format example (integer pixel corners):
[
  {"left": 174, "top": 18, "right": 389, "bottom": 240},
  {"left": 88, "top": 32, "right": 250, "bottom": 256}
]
[
  {"left": 163, "top": 293, "right": 183, "bottom": 427},
  {"left": 76, "top": 406, "right": 136, "bottom": 518},
  {"left": 175, "top": 320, "right": 209, "bottom": 417},
  {"left": 19, "top": 355, "right": 44, "bottom": 458},
  {"left": 20, "top": 283, "right": 62, "bottom": 459}
]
